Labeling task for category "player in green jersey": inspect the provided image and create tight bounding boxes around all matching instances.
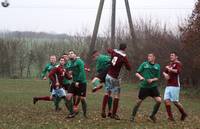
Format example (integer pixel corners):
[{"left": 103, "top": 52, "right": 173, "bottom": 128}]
[
  {"left": 66, "top": 50, "right": 88, "bottom": 118},
  {"left": 91, "top": 50, "right": 113, "bottom": 117},
  {"left": 130, "top": 53, "right": 162, "bottom": 123}
]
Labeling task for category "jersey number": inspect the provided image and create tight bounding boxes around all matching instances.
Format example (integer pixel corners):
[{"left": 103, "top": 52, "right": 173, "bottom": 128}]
[{"left": 111, "top": 57, "right": 118, "bottom": 66}]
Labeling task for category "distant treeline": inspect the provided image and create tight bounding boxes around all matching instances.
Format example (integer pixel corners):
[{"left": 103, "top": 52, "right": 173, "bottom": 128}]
[{"left": 0, "top": 18, "right": 199, "bottom": 87}]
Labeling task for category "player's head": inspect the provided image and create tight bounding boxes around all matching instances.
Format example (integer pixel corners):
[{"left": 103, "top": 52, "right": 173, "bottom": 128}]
[
  {"left": 59, "top": 57, "right": 65, "bottom": 66},
  {"left": 62, "top": 52, "right": 69, "bottom": 61},
  {"left": 170, "top": 52, "right": 178, "bottom": 62},
  {"left": 119, "top": 43, "right": 127, "bottom": 51},
  {"left": 50, "top": 55, "right": 56, "bottom": 64},
  {"left": 147, "top": 53, "right": 156, "bottom": 63},
  {"left": 92, "top": 50, "right": 99, "bottom": 60},
  {"left": 68, "top": 50, "right": 77, "bottom": 60}
]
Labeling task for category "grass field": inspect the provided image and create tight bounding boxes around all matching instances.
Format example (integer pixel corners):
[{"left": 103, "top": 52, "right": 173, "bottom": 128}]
[{"left": 0, "top": 79, "right": 200, "bottom": 129}]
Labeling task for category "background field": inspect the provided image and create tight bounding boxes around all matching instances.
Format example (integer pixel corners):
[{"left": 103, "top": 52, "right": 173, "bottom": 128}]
[{"left": 0, "top": 79, "right": 199, "bottom": 129}]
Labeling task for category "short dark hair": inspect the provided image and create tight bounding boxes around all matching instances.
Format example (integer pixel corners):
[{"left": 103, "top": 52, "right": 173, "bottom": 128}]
[
  {"left": 170, "top": 51, "right": 178, "bottom": 56},
  {"left": 92, "top": 50, "right": 98, "bottom": 55},
  {"left": 69, "top": 50, "right": 75, "bottom": 54},
  {"left": 63, "top": 52, "right": 68, "bottom": 55},
  {"left": 59, "top": 56, "right": 65, "bottom": 60},
  {"left": 119, "top": 43, "right": 127, "bottom": 50},
  {"left": 148, "top": 53, "right": 155, "bottom": 56},
  {"left": 50, "top": 55, "right": 56, "bottom": 58}
]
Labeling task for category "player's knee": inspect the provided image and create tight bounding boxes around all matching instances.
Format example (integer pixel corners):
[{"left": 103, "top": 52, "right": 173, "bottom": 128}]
[
  {"left": 66, "top": 94, "right": 73, "bottom": 100},
  {"left": 104, "top": 92, "right": 109, "bottom": 96},
  {"left": 136, "top": 99, "right": 143, "bottom": 105},
  {"left": 156, "top": 97, "right": 162, "bottom": 104},
  {"left": 165, "top": 100, "right": 171, "bottom": 106},
  {"left": 80, "top": 96, "right": 86, "bottom": 100}
]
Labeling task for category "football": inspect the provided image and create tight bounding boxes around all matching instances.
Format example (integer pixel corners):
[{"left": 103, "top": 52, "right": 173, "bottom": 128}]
[{"left": 1, "top": 0, "right": 9, "bottom": 7}]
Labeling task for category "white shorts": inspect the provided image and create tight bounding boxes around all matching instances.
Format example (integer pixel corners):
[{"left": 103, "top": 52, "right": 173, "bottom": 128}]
[
  {"left": 51, "top": 88, "right": 66, "bottom": 97},
  {"left": 105, "top": 74, "right": 120, "bottom": 94},
  {"left": 164, "top": 86, "right": 180, "bottom": 102}
]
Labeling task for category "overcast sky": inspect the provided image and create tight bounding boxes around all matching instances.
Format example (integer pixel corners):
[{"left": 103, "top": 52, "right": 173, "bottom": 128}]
[{"left": 0, "top": 0, "right": 196, "bottom": 34}]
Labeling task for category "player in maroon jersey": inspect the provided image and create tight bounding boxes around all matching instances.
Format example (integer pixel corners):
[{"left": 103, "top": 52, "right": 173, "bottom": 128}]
[
  {"left": 33, "top": 57, "right": 73, "bottom": 113},
  {"left": 163, "top": 52, "right": 187, "bottom": 121},
  {"left": 101, "top": 43, "right": 131, "bottom": 120}
]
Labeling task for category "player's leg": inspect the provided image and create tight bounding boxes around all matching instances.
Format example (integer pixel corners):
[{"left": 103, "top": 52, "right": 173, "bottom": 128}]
[
  {"left": 73, "top": 95, "right": 80, "bottom": 113},
  {"left": 164, "top": 87, "right": 174, "bottom": 121},
  {"left": 53, "top": 95, "right": 62, "bottom": 111},
  {"left": 66, "top": 83, "right": 76, "bottom": 118},
  {"left": 130, "top": 88, "right": 147, "bottom": 122},
  {"left": 107, "top": 91, "right": 113, "bottom": 117},
  {"left": 92, "top": 69, "right": 108, "bottom": 93},
  {"left": 80, "top": 96, "right": 87, "bottom": 118},
  {"left": 91, "top": 77, "right": 103, "bottom": 93},
  {"left": 33, "top": 95, "right": 52, "bottom": 104},
  {"left": 149, "top": 87, "right": 162, "bottom": 122},
  {"left": 171, "top": 87, "right": 187, "bottom": 121},
  {"left": 78, "top": 83, "right": 87, "bottom": 118},
  {"left": 174, "top": 102, "right": 187, "bottom": 121},
  {"left": 52, "top": 88, "right": 64, "bottom": 111},
  {"left": 102, "top": 92, "right": 110, "bottom": 118},
  {"left": 101, "top": 75, "right": 111, "bottom": 118},
  {"left": 73, "top": 85, "right": 81, "bottom": 114},
  {"left": 56, "top": 88, "right": 68, "bottom": 111},
  {"left": 111, "top": 88, "right": 120, "bottom": 120},
  {"left": 33, "top": 82, "right": 54, "bottom": 104}
]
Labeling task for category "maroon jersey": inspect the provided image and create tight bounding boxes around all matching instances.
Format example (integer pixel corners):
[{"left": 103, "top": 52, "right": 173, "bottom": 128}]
[
  {"left": 107, "top": 48, "right": 131, "bottom": 79},
  {"left": 48, "top": 65, "right": 72, "bottom": 89},
  {"left": 165, "top": 61, "right": 182, "bottom": 87}
]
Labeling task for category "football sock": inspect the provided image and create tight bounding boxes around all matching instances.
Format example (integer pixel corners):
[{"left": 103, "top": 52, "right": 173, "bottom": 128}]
[
  {"left": 54, "top": 96, "right": 61, "bottom": 110},
  {"left": 150, "top": 102, "right": 161, "bottom": 117},
  {"left": 73, "top": 96, "right": 76, "bottom": 105},
  {"left": 37, "top": 96, "right": 51, "bottom": 101},
  {"left": 102, "top": 95, "right": 109, "bottom": 112},
  {"left": 165, "top": 104, "right": 173, "bottom": 119},
  {"left": 108, "top": 96, "right": 113, "bottom": 112},
  {"left": 112, "top": 98, "right": 119, "bottom": 115},
  {"left": 131, "top": 101, "right": 142, "bottom": 119},
  {"left": 174, "top": 102, "right": 187, "bottom": 115},
  {"left": 81, "top": 99, "right": 87, "bottom": 116},
  {"left": 66, "top": 98, "right": 74, "bottom": 113}
]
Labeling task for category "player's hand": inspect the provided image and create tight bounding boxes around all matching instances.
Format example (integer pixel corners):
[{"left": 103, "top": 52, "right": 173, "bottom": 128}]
[
  {"left": 165, "top": 66, "right": 170, "bottom": 69},
  {"left": 139, "top": 77, "right": 145, "bottom": 81},
  {"left": 166, "top": 66, "right": 172, "bottom": 72},
  {"left": 75, "top": 82, "right": 79, "bottom": 88},
  {"left": 163, "top": 72, "right": 170, "bottom": 80},
  {"left": 43, "top": 76, "right": 47, "bottom": 80},
  {"left": 85, "top": 68, "right": 90, "bottom": 72},
  {"left": 147, "top": 79, "right": 153, "bottom": 84}
]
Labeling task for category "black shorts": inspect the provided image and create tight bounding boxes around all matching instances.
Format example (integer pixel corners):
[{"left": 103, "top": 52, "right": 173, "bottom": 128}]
[
  {"left": 138, "top": 87, "right": 160, "bottom": 100},
  {"left": 96, "top": 68, "right": 109, "bottom": 83},
  {"left": 63, "top": 84, "right": 71, "bottom": 91},
  {"left": 68, "top": 82, "right": 87, "bottom": 97}
]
